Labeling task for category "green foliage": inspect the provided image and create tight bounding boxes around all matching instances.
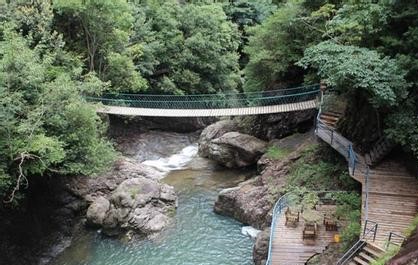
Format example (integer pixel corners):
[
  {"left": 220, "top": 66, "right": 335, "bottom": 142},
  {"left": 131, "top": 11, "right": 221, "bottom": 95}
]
[
  {"left": 340, "top": 216, "right": 361, "bottom": 249},
  {"left": 131, "top": 1, "right": 241, "bottom": 94},
  {"left": 265, "top": 146, "right": 290, "bottom": 160},
  {"left": 0, "top": 23, "right": 115, "bottom": 203},
  {"left": 53, "top": 0, "right": 147, "bottom": 92},
  {"left": 333, "top": 192, "right": 361, "bottom": 249},
  {"left": 403, "top": 214, "right": 418, "bottom": 238},
  {"left": 243, "top": 0, "right": 304, "bottom": 92},
  {"left": 286, "top": 145, "right": 357, "bottom": 191},
  {"left": 298, "top": 41, "right": 409, "bottom": 108},
  {"left": 223, "top": 0, "right": 277, "bottom": 28},
  {"left": 243, "top": 0, "right": 330, "bottom": 92},
  {"left": 370, "top": 245, "right": 400, "bottom": 265},
  {"left": 326, "top": 2, "right": 389, "bottom": 45}
]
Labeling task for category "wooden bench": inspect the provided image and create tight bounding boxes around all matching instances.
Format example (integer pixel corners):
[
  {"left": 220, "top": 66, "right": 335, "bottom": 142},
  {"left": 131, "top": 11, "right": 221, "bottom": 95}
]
[
  {"left": 285, "top": 207, "right": 300, "bottom": 227},
  {"left": 303, "top": 223, "right": 318, "bottom": 240},
  {"left": 324, "top": 215, "right": 338, "bottom": 231}
]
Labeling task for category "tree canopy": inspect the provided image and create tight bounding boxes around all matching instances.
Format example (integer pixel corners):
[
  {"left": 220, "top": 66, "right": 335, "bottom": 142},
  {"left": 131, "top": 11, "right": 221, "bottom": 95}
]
[{"left": 1, "top": 0, "right": 418, "bottom": 203}]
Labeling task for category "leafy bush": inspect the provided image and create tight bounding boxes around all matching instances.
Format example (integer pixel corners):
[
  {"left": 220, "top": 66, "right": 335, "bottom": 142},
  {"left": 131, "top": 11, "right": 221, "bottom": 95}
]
[
  {"left": 0, "top": 24, "right": 115, "bottom": 203},
  {"left": 286, "top": 145, "right": 357, "bottom": 191}
]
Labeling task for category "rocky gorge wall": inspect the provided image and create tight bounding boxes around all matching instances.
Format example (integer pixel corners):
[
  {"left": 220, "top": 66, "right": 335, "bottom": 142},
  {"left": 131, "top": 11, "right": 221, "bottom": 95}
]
[
  {"left": 196, "top": 117, "right": 317, "bottom": 265},
  {"left": 0, "top": 110, "right": 316, "bottom": 265}
]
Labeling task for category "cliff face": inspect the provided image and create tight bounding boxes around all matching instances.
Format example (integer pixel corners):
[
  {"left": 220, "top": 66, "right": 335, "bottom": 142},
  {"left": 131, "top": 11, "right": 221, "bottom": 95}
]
[{"left": 237, "top": 110, "right": 316, "bottom": 141}]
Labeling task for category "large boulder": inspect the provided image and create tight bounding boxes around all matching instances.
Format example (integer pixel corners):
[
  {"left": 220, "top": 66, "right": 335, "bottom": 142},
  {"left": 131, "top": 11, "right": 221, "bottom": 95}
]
[
  {"left": 198, "top": 119, "right": 239, "bottom": 156},
  {"left": 85, "top": 177, "right": 177, "bottom": 236},
  {"left": 243, "top": 110, "right": 316, "bottom": 140},
  {"left": 214, "top": 178, "right": 271, "bottom": 228},
  {"left": 200, "top": 130, "right": 267, "bottom": 168},
  {"left": 86, "top": 196, "right": 110, "bottom": 226},
  {"left": 214, "top": 132, "right": 314, "bottom": 229},
  {"left": 253, "top": 228, "right": 270, "bottom": 265}
]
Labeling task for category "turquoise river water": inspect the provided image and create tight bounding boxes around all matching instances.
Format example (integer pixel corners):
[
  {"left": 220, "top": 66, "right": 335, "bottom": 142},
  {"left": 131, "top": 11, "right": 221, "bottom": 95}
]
[{"left": 51, "top": 134, "right": 254, "bottom": 265}]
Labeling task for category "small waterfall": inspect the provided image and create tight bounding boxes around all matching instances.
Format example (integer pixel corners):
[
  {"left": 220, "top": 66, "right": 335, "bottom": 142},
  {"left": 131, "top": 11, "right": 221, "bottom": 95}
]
[{"left": 142, "top": 144, "right": 198, "bottom": 173}]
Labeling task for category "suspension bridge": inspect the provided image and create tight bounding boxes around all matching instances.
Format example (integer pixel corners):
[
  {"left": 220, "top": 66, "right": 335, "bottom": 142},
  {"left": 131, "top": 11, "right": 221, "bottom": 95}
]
[{"left": 85, "top": 84, "right": 320, "bottom": 117}]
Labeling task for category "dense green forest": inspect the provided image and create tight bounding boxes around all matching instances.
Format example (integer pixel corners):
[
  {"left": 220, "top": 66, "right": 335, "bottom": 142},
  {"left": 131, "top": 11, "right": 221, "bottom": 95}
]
[{"left": 0, "top": 0, "right": 417, "bottom": 204}]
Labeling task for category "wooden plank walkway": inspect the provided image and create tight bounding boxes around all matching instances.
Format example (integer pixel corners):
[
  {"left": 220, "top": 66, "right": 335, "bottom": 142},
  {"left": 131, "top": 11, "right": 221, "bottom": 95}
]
[
  {"left": 271, "top": 207, "right": 337, "bottom": 265},
  {"left": 95, "top": 100, "right": 318, "bottom": 117},
  {"left": 316, "top": 119, "right": 418, "bottom": 248},
  {"left": 354, "top": 162, "right": 418, "bottom": 247}
]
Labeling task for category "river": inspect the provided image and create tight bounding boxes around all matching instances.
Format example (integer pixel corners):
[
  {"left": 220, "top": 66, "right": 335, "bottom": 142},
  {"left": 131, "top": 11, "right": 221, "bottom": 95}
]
[{"left": 50, "top": 132, "right": 255, "bottom": 265}]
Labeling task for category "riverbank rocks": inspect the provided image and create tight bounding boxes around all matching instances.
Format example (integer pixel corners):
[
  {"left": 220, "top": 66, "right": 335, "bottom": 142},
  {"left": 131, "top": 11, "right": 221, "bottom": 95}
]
[
  {"left": 253, "top": 228, "right": 270, "bottom": 265},
  {"left": 86, "top": 177, "right": 177, "bottom": 236},
  {"left": 214, "top": 131, "right": 315, "bottom": 229},
  {"left": 198, "top": 120, "right": 267, "bottom": 168}
]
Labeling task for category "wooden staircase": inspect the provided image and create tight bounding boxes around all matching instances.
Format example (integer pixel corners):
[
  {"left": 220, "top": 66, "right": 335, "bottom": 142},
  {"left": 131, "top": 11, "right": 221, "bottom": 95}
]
[
  {"left": 365, "top": 137, "right": 395, "bottom": 167},
  {"left": 319, "top": 111, "right": 342, "bottom": 128},
  {"left": 348, "top": 242, "right": 385, "bottom": 265}
]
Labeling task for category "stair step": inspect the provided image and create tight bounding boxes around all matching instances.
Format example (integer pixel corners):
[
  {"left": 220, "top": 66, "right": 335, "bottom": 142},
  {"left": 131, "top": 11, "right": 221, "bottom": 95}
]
[
  {"left": 366, "top": 242, "right": 386, "bottom": 254},
  {"left": 353, "top": 256, "right": 369, "bottom": 265},
  {"left": 363, "top": 246, "right": 384, "bottom": 258},
  {"left": 359, "top": 251, "right": 376, "bottom": 263}
]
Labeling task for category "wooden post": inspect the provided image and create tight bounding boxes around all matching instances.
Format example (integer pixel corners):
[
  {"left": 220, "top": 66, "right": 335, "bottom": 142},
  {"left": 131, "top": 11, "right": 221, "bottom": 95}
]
[{"left": 320, "top": 80, "right": 327, "bottom": 92}]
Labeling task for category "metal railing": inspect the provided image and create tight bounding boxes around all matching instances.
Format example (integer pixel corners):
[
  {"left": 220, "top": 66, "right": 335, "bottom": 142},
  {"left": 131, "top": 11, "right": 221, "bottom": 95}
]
[
  {"left": 386, "top": 232, "right": 406, "bottom": 249},
  {"left": 316, "top": 90, "right": 380, "bottom": 265},
  {"left": 266, "top": 193, "right": 291, "bottom": 265},
  {"left": 85, "top": 84, "right": 320, "bottom": 109},
  {"left": 265, "top": 191, "right": 354, "bottom": 265},
  {"left": 336, "top": 220, "right": 379, "bottom": 265}
]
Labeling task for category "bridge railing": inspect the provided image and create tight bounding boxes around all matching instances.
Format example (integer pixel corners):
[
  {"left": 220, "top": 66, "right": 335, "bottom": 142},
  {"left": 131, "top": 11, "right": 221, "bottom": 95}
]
[
  {"left": 85, "top": 84, "right": 320, "bottom": 109},
  {"left": 266, "top": 192, "right": 291, "bottom": 265}
]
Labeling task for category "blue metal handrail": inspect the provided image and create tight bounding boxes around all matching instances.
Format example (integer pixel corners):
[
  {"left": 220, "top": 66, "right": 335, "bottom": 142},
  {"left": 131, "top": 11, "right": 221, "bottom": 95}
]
[
  {"left": 266, "top": 193, "right": 291, "bottom": 265},
  {"left": 316, "top": 89, "right": 380, "bottom": 265}
]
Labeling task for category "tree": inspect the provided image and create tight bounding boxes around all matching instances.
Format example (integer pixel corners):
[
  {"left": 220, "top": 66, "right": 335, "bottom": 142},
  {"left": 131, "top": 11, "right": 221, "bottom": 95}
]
[
  {"left": 0, "top": 23, "right": 115, "bottom": 203},
  {"left": 53, "top": 0, "right": 147, "bottom": 92},
  {"left": 131, "top": 1, "right": 241, "bottom": 94},
  {"left": 242, "top": 0, "right": 331, "bottom": 92},
  {"left": 297, "top": 41, "right": 408, "bottom": 108}
]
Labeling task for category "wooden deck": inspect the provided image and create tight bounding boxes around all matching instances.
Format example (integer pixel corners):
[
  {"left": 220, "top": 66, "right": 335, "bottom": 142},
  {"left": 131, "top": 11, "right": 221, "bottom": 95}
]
[
  {"left": 317, "top": 115, "right": 418, "bottom": 248},
  {"left": 354, "top": 161, "right": 418, "bottom": 247},
  {"left": 95, "top": 100, "right": 318, "bottom": 117},
  {"left": 271, "top": 207, "right": 337, "bottom": 265}
]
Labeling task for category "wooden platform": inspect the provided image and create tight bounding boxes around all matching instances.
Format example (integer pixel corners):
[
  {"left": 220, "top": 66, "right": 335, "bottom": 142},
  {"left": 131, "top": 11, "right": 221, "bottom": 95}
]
[
  {"left": 316, "top": 115, "right": 418, "bottom": 249},
  {"left": 271, "top": 207, "right": 337, "bottom": 265},
  {"left": 95, "top": 100, "right": 318, "bottom": 117},
  {"left": 358, "top": 161, "right": 418, "bottom": 247}
]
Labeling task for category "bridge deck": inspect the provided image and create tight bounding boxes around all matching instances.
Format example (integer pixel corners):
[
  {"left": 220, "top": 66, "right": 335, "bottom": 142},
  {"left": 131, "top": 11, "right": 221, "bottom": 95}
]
[{"left": 95, "top": 100, "right": 318, "bottom": 117}]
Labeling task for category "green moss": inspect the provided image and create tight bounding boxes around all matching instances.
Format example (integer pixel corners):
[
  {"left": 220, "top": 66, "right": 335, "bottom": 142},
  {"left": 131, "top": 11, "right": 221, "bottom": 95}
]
[
  {"left": 286, "top": 144, "right": 357, "bottom": 191},
  {"left": 265, "top": 146, "right": 291, "bottom": 160},
  {"left": 405, "top": 214, "right": 418, "bottom": 237}
]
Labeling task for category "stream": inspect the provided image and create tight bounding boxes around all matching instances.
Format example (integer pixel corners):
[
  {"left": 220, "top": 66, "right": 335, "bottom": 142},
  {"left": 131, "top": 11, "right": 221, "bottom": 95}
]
[{"left": 50, "top": 132, "right": 254, "bottom": 265}]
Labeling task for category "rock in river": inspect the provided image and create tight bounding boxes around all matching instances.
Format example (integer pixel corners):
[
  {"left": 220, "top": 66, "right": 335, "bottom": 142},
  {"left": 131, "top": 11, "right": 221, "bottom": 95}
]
[
  {"left": 86, "top": 177, "right": 177, "bottom": 236},
  {"left": 199, "top": 120, "right": 267, "bottom": 168}
]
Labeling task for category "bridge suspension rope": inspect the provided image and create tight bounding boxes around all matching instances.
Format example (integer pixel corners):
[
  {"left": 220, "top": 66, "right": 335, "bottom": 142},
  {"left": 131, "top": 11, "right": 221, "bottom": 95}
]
[{"left": 85, "top": 84, "right": 320, "bottom": 110}]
